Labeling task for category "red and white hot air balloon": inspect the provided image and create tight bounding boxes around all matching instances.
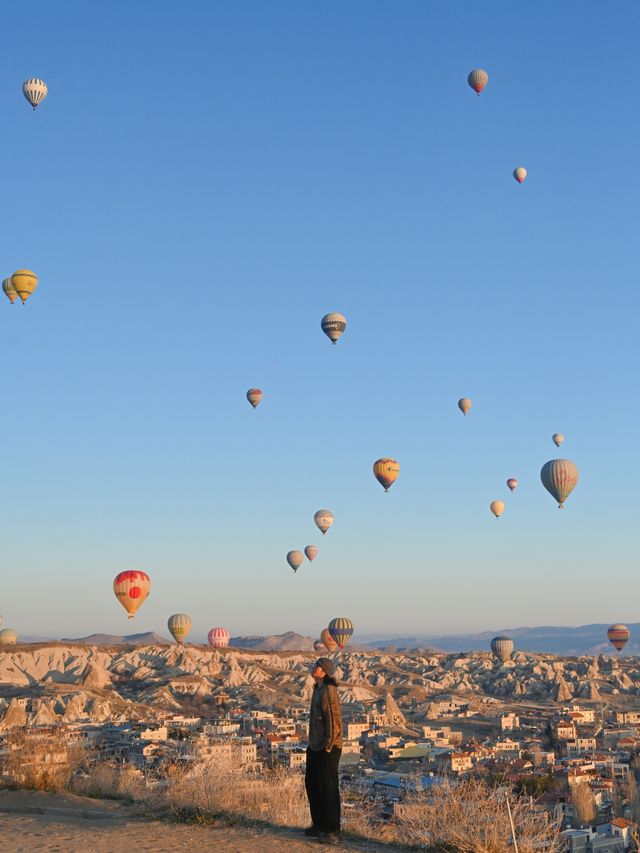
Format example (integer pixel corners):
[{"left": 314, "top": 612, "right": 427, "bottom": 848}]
[
  {"left": 208, "top": 627, "right": 230, "bottom": 648},
  {"left": 305, "top": 545, "right": 318, "bottom": 562},
  {"left": 113, "top": 571, "right": 151, "bottom": 619},
  {"left": 246, "top": 388, "right": 263, "bottom": 409},
  {"left": 467, "top": 69, "right": 488, "bottom": 95}
]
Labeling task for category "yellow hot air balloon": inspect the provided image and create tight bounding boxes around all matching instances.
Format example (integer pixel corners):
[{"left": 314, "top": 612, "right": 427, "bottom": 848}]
[
  {"left": 168, "top": 613, "right": 192, "bottom": 644},
  {"left": 490, "top": 500, "right": 505, "bottom": 518},
  {"left": 513, "top": 167, "right": 527, "bottom": 184},
  {"left": 0, "top": 628, "right": 18, "bottom": 645},
  {"left": 11, "top": 270, "right": 38, "bottom": 304},
  {"left": 458, "top": 397, "right": 472, "bottom": 415},
  {"left": 2, "top": 278, "right": 18, "bottom": 304},
  {"left": 373, "top": 458, "right": 400, "bottom": 492}
]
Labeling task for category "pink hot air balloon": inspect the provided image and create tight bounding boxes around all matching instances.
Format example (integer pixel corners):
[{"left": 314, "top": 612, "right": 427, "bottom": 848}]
[
  {"left": 208, "top": 627, "right": 230, "bottom": 648},
  {"left": 506, "top": 478, "right": 518, "bottom": 493},
  {"left": 305, "top": 545, "right": 318, "bottom": 562}
]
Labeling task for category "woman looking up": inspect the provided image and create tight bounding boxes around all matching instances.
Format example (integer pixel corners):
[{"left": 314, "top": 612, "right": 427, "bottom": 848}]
[{"left": 304, "top": 657, "right": 343, "bottom": 845}]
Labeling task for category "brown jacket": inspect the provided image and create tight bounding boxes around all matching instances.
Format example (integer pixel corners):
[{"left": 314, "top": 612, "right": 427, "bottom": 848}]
[{"left": 308, "top": 682, "right": 343, "bottom": 752}]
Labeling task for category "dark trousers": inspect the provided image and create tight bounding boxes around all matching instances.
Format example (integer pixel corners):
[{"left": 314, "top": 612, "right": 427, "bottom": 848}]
[{"left": 305, "top": 746, "right": 341, "bottom": 832}]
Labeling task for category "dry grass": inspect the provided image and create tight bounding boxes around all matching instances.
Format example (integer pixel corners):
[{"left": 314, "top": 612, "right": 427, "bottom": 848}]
[{"left": 1, "top": 734, "right": 560, "bottom": 850}]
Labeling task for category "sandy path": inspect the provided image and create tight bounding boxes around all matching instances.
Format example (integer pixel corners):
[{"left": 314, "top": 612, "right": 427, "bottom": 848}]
[{"left": 0, "top": 791, "right": 405, "bottom": 852}]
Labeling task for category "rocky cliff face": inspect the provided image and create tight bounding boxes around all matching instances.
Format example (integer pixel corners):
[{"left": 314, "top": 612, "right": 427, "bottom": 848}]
[{"left": 0, "top": 645, "right": 638, "bottom": 728}]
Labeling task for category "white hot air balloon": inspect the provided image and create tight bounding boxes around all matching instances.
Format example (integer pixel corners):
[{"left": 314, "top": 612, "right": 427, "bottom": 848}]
[{"left": 23, "top": 78, "right": 48, "bottom": 109}]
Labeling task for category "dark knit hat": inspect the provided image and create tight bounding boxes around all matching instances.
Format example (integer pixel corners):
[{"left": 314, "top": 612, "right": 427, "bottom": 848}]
[{"left": 316, "top": 657, "right": 336, "bottom": 677}]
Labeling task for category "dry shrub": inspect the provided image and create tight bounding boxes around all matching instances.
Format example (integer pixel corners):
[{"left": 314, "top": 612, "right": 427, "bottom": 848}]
[
  {"left": 70, "top": 758, "right": 145, "bottom": 801},
  {"left": 392, "top": 776, "right": 560, "bottom": 852},
  {"left": 0, "top": 728, "right": 79, "bottom": 792},
  {"left": 152, "top": 753, "right": 309, "bottom": 828}
]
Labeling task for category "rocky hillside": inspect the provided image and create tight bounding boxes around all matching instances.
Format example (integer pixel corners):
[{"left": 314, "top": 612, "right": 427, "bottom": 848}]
[{"left": 0, "top": 645, "right": 638, "bottom": 727}]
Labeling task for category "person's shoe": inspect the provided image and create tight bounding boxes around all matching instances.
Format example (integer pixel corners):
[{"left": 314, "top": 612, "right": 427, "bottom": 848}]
[
  {"left": 303, "top": 825, "right": 321, "bottom": 837},
  {"left": 317, "top": 831, "right": 341, "bottom": 845}
]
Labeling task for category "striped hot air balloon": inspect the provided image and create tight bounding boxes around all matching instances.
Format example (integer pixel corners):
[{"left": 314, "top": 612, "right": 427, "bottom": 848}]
[
  {"left": 305, "top": 545, "right": 318, "bottom": 562},
  {"left": 328, "top": 617, "right": 354, "bottom": 650},
  {"left": 540, "top": 459, "right": 579, "bottom": 508},
  {"left": 208, "top": 627, "right": 230, "bottom": 648},
  {"left": 0, "top": 629, "right": 18, "bottom": 645},
  {"left": 320, "top": 627, "right": 338, "bottom": 652},
  {"left": 607, "top": 624, "right": 630, "bottom": 653},
  {"left": 113, "top": 571, "right": 150, "bottom": 619},
  {"left": 373, "top": 458, "right": 400, "bottom": 492},
  {"left": 2, "top": 278, "right": 18, "bottom": 304},
  {"left": 167, "top": 613, "right": 192, "bottom": 644},
  {"left": 321, "top": 313, "right": 347, "bottom": 344},
  {"left": 467, "top": 69, "right": 488, "bottom": 95},
  {"left": 246, "top": 388, "right": 263, "bottom": 408},
  {"left": 22, "top": 78, "right": 48, "bottom": 109},
  {"left": 314, "top": 510, "right": 334, "bottom": 535},
  {"left": 491, "top": 636, "right": 514, "bottom": 664},
  {"left": 10, "top": 270, "right": 38, "bottom": 304}
]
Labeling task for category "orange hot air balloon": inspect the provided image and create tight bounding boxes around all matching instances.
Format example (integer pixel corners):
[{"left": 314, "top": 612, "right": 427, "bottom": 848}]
[
  {"left": 506, "top": 478, "right": 518, "bottom": 492},
  {"left": 113, "top": 570, "right": 150, "bottom": 619},
  {"left": 373, "top": 458, "right": 400, "bottom": 492},
  {"left": 458, "top": 397, "right": 472, "bottom": 415},
  {"left": 490, "top": 500, "right": 505, "bottom": 518},
  {"left": 320, "top": 627, "right": 338, "bottom": 652},
  {"left": 246, "top": 388, "right": 263, "bottom": 409}
]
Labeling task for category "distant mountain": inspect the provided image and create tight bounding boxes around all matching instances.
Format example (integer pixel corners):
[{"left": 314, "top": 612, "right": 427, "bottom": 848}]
[
  {"left": 62, "top": 631, "right": 172, "bottom": 646},
  {"left": 230, "top": 631, "right": 315, "bottom": 651},
  {"left": 367, "top": 623, "right": 640, "bottom": 656}
]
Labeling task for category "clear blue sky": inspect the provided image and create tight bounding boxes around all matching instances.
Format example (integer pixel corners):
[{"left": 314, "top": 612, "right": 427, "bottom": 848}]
[{"left": 2, "top": 1, "right": 639, "bottom": 641}]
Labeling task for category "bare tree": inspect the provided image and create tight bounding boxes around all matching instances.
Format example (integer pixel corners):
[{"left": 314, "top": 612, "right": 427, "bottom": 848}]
[{"left": 572, "top": 782, "right": 596, "bottom": 826}]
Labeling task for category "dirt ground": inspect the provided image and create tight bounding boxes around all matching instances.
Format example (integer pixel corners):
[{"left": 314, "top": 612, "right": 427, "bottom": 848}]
[{"left": 0, "top": 790, "right": 408, "bottom": 852}]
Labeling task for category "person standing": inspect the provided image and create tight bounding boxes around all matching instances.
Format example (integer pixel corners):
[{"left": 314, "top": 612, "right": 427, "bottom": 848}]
[{"left": 304, "top": 657, "right": 343, "bottom": 845}]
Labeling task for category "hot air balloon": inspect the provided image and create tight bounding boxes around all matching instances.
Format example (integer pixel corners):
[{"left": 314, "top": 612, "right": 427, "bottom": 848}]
[
  {"left": 540, "top": 459, "right": 579, "bottom": 509},
  {"left": 208, "top": 627, "right": 230, "bottom": 648},
  {"left": 607, "top": 624, "right": 630, "bottom": 652},
  {"left": 513, "top": 167, "right": 527, "bottom": 184},
  {"left": 305, "top": 545, "right": 318, "bottom": 562},
  {"left": 246, "top": 388, "right": 263, "bottom": 409},
  {"left": 491, "top": 636, "right": 514, "bottom": 664},
  {"left": 2, "top": 278, "right": 18, "bottom": 304},
  {"left": 467, "top": 69, "right": 488, "bottom": 95},
  {"left": 168, "top": 613, "right": 192, "bottom": 644},
  {"left": 0, "top": 629, "right": 18, "bottom": 645},
  {"left": 313, "top": 639, "right": 324, "bottom": 652},
  {"left": 314, "top": 510, "right": 334, "bottom": 535},
  {"left": 373, "top": 458, "right": 400, "bottom": 492},
  {"left": 458, "top": 397, "right": 472, "bottom": 415},
  {"left": 10, "top": 270, "right": 38, "bottom": 304},
  {"left": 490, "top": 500, "right": 505, "bottom": 518},
  {"left": 0, "top": 614, "right": 3, "bottom": 626},
  {"left": 321, "top": 313, "right": 347, "bottom": 344},
  {"left": 22, "top": 78, "right": 47, "bottom": 109},
  {"left": 328, "top": 617, "right": 354, "bottom": 650},
  {"left": 552, "top": 433, "right": 564, "bottom": 447},
  {"left": 506, "top": 478, "right": 518, "bottom": 492},
  {"left": 320, "top": 627, "right": 338, "bottom": 652},
  {"left": 287, "top": 550, "right": 304, "bottom": 573},
  {"left": 113, "top": 570, "right": 150, "bottom": 619}
]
